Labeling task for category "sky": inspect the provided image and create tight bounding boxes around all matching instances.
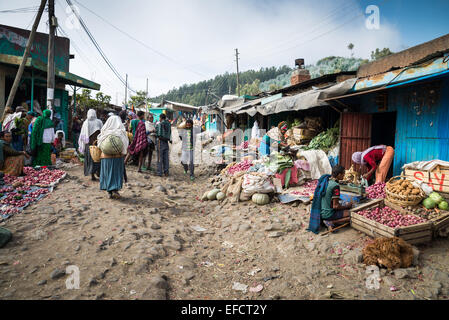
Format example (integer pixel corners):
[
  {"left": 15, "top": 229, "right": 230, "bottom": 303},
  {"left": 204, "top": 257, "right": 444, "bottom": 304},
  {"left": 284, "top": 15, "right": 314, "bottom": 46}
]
[{"left": 1, "top": 0, "right": 449, "bottom": 105}]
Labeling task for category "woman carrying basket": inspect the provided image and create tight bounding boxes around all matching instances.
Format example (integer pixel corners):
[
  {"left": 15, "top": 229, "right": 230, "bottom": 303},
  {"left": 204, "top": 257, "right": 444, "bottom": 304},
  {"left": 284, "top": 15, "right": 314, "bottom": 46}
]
[
  {"left": 97, "top": 115, "right": 129, "bottom": 199},
  {"left": 78, "top": 109, "right": 103, "bottom": 181}
]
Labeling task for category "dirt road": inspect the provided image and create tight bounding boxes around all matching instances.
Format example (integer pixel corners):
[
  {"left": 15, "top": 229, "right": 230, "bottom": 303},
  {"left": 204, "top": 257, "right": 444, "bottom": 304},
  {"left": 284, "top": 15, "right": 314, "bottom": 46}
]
[{"left": 1, "top": 161, "right": 449, "bottom": 300}]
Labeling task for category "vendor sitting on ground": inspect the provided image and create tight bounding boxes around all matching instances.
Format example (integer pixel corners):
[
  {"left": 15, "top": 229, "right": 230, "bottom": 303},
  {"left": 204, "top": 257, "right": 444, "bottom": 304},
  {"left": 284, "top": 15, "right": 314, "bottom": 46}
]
[
  {"left": 352, "top": 145, "right": 394, "bottom": 184},
  {"left": 307, "top": 165, "right": 352, "bottom": 234},
  {"left": 0, "top": 131, "right": 30, "bottom": 176},
  {"left": 320, "top": 165, "right": 352, "bottom": 231}
]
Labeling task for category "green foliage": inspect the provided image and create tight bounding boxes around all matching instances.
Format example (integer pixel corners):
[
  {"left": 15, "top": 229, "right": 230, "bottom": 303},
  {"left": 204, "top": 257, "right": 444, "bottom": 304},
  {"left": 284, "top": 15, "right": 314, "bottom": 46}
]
[
  {"left": 129, "top": 90, "right": 150, "bottom": 107},
  {"left": 75, "top": 89, "right": 111, "bottom": 115},
  {"left": 371, "top": 48, "right": 394, "bottom": 61},
  {"left": 239, "top": 79, "right": 261, "bottom": 96},
  {"left": 151, "top": 66, "right": 292, "bottom": 106}
]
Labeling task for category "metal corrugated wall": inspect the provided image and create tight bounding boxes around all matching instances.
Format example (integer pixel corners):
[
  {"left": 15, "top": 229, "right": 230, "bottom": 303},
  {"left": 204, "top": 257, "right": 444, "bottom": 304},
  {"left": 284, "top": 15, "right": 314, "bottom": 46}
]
[{"left": 392, "top": 79, "right": 449, "bottom": 174}]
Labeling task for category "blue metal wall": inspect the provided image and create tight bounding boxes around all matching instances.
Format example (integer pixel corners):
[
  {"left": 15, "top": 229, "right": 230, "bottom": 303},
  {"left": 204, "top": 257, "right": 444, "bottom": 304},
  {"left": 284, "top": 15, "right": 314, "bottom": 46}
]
[{"left": 357, "top": 76, "right": 449, "bottom": 175}]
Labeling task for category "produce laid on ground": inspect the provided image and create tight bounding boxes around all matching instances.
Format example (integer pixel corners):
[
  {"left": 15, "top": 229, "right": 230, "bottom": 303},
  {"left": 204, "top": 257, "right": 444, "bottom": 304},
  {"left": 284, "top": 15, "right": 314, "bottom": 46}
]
[
  {"left": 357, "top": 206, "right": 426, "bottom": 228},
  {"left": 366, "top": 182, "right": 386, "bottom": 199},
  {"left": 225, "top": 160, "right": 253, "bottom": 176},
  {"left": 290, "top": 180, "right": 318, "bottom": 197},
  {"left": 0, "top": 167, "right": 66, "bottom": 220}
]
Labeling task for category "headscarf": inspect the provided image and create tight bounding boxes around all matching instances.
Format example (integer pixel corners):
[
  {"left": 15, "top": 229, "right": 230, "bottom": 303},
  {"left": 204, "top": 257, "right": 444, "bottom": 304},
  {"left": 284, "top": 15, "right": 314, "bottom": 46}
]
[
  {"left": 128, "top": 111, "right": 137, "bottom": 120},
  {"left": 2, "top": 112, "right": 22, "bottom": 132},
  {"left": 97, "top": 115, "right": 129, "bottom": 155},
  {"left": 352, "top": 145, "right": 386, "bottom": 165},
  {"left": 30, "top": 109, "right": 54, "bottom": 151},
  {"left": 278, "top": 121, "right": 288, "bottom": 132},
  {"left": 128, "top": 120, "right": 148, "bottom": 155},
  {"left": 55, "top": 130, "right": 66, "bottom": 148},
  {"left": 78, "top": 109, "right": 103, "bottom": 153},
  {"left": 0, "top": 107, "right": 13, "bottom": 124},
  {"left": 352, "top": 152, "right": 363, "bottom": 164}
]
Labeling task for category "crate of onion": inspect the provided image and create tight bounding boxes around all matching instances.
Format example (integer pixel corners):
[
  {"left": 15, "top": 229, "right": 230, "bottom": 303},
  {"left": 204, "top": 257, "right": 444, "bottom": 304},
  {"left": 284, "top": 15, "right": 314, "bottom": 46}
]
[
  {"left": 384, "top": 199, "right": 449, "bottom": 238},
  {"left": 350, "top": 199, "right": 432, "bottom": 245}
]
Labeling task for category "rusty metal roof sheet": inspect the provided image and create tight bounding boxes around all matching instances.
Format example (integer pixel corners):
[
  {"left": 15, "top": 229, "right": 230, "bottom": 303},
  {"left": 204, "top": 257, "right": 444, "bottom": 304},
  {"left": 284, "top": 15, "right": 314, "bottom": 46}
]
[{"left": 357, "top": 33, "right": 449, "bottom": 78}]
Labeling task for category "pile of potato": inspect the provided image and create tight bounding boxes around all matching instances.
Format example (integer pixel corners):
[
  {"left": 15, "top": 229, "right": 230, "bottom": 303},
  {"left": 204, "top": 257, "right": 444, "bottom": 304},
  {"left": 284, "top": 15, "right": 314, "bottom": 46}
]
[{"left": 386, "top": 179, "right": 421, "bottom": 197}]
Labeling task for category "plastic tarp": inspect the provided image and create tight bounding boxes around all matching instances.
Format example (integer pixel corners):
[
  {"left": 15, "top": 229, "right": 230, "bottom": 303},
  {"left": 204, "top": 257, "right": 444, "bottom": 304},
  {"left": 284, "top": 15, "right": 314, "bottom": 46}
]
[
  {"left": 402, "top": 160, "right": 449, "bottom": 171},
  {"left": 297, "top": 149, "right": 332, "bottom": 180},
  {"left": 245, "top": 78, "right": 356, "bottom": 116}
]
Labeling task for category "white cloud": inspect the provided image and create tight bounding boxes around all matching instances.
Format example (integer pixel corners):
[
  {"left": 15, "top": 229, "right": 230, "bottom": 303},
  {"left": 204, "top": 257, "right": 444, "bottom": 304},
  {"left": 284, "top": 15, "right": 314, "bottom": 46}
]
[{"left": 1, "top": 0, "right": 403, "bottom": 104}]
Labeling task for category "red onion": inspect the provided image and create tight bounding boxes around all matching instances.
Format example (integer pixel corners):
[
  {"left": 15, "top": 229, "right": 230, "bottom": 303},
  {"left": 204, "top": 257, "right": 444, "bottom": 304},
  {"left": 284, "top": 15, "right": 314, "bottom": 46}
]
[
  {"left": 366, "top": 182, "right": 386, "bottom": 199},
  {"left": 227, "top": 160, "right": 253, "bottom": 175},
  {"left": 357, "top": 206, "right": 426, "bottom": 228}
]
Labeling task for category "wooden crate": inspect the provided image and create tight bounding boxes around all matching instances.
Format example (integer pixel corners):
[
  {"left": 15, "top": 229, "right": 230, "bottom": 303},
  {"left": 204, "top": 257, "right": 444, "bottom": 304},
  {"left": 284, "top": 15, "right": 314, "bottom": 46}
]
[
  {"left": 350, "top": 199, "right": 432, "bottom": 245},
  {"left": 385, "top": 199, "right": 449, "bottom": 238},
  {"left": 404, "top": 167, "right": 449, "bottom": 195}
]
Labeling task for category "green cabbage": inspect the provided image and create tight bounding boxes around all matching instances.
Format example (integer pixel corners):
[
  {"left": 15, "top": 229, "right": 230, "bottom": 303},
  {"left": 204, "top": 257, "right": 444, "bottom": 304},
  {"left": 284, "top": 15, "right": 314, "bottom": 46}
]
[
  {"left": 429, "top": 192, "right": 444, "bottom": 205},
  {"left": 438, "top": 201, "right": 449, "bottom": 211},
  {"left": 423, "top": 197, "right": 437, "bottom": 209}
]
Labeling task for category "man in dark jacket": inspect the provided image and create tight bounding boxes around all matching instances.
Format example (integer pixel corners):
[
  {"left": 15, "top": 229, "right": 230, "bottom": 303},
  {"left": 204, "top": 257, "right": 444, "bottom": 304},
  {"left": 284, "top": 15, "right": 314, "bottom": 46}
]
[{"left": 156, "top": 113, "right": 171, "bottom": 177}]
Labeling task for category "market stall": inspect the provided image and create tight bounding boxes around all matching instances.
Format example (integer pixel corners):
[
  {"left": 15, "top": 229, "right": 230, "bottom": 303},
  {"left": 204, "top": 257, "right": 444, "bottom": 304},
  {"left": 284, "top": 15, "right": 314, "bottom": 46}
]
[
  {"left": 0, "top": 166, "right": 66, "bottom": 220},
  {"left": 348, "top": 160, "right": 449, "bottom": 243}
]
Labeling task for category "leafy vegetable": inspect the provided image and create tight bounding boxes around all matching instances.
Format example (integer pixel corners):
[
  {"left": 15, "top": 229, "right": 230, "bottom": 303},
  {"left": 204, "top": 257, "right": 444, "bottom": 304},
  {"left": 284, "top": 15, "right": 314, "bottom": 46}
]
[{"left": 303, "top": 127, "right": 339, "bottom": 152}]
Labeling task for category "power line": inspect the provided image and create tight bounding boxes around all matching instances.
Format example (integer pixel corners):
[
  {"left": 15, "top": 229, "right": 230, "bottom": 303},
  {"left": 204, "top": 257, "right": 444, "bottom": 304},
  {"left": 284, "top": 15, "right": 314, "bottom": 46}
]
[
  {"left": 64, "top": 0, "right": 137, "bottom": 94},
  {"left": 72, "top": 0, "right": 208, "bottom": 79},
  {"left": 57, "top": 25, "right": 118, "bottom": 93}
]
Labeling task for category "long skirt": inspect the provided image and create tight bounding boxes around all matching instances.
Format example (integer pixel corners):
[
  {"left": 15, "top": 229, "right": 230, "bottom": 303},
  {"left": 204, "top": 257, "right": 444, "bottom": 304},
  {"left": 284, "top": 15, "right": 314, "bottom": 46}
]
[
  {"left": 2, "top": 156, "right": 24, "bottom": 176},
  {"left": 375, "top": 146, "right": 395, "bottom": 183},
  {"left": 84, "top": 143, "right": 100, "bottom": 176},
  {"left": 33, "top": 143, "right": 52, "bottom": 166},
  {"left": 100, "top": 157, "right": 124, "bottom": 192}
]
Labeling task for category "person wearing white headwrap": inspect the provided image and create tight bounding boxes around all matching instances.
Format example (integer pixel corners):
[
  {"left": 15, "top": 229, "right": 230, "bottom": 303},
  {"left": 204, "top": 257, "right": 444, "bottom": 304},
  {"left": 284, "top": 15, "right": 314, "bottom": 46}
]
[
  {"left": 97, "top": 115, "right": 129, "bottom": 199},
  {"left": 78, "top": 109, "right": 103, "bottom": 180}
]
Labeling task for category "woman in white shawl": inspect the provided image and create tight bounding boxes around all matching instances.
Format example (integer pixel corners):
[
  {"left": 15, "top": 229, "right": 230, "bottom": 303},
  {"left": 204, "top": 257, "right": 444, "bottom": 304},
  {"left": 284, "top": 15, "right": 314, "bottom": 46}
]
[
  {"left": 78, "top": 109, "right": 103, "bottom": 181},
  {"left": 97, "top": 115, "right": 129, "bottom": 199}
]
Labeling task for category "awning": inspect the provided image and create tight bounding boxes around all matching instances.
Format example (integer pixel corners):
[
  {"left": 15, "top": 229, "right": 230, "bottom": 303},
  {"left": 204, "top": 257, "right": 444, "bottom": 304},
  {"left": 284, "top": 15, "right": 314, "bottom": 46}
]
[
  {"left": 238, "top": 78, "right": 356, "bottom": 116},
  {"left": 164, "top": 100, "right": 199, "bottom": 112},
  {"left": 325, "top": 68, "right": 449, "bottom": 102},
  {"left": 223, "top": 97, "right": 263, "bottom": 114},
  {"left": 0, "top": 53, "right": 101, "bottom": 90}
]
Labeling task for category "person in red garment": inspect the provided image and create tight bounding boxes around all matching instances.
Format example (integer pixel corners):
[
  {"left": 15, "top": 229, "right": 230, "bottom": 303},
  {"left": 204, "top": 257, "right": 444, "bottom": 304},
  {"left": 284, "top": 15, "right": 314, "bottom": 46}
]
[{"left": 351, "top": 145, "right": 395, "bottom": 183}]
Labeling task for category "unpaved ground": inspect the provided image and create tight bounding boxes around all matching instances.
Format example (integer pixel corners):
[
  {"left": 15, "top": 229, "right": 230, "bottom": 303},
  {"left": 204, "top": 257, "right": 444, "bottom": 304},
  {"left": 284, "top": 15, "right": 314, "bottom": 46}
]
[{"left": 1, "top": 161, "right": 449, "bottom": 300}]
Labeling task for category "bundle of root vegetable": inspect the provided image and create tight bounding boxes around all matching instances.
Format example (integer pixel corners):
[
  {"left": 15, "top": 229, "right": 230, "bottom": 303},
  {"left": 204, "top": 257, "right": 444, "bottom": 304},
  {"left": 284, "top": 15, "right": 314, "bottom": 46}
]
[
  {"left": 362, "top": 237, "right": 414, "bottom": 270},
  {"left": 385, "top": 176, "right": 425, "bottom": 206},
  {"left": 406, "top": 206, "right": 448, "bottom": 221}
]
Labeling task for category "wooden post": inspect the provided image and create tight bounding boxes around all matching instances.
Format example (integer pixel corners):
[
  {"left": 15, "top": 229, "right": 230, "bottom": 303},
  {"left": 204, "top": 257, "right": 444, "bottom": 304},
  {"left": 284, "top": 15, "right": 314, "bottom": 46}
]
[
  {"left": 235, "top": 48, "right": 240, "bottom": 97},
  {"left": 47, "top": 0, "right": 56, "bottom": 116},
  {"left": 31, "top": 69, "right": 35, "bottom": 112},
  {"left": 3, "top": 0, "right": 47, "bottom": 118}
]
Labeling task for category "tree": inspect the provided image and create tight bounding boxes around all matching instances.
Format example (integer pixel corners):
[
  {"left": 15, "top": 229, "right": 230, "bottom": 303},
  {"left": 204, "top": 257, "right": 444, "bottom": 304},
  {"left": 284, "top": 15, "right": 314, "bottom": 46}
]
[
  {"left": 75, "top": 89, "right": 111, "bottom": 117},
  {"left": 239, "top": 79, "right": 261, "bottom": 96},
  {"left": 129, "top": 90, "right": 150, "bottom": 107},
  {"left": 348, "top": 43, "right": 354, "bottom": 57},
  {"left": 371, "top": 48, "right": 394, "bottom": 61}
]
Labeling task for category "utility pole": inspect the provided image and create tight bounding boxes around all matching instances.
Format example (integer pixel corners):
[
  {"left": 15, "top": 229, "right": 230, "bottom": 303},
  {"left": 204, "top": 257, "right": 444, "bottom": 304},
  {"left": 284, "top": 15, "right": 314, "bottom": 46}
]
[
  {"left": 146, "top": 78, "right": 149, "bottom": 111},
  {"left": 125, "top": 73, "right": 128, "bottom": 109},
  {"left": 47, "top": 0, "right": 56, "bottom": 116},
  {"left": 3, "top": 0, "right": 47, "bottom": 118},
  {"left": 235, "top": 48, "right": 240, "bottom": 97}
]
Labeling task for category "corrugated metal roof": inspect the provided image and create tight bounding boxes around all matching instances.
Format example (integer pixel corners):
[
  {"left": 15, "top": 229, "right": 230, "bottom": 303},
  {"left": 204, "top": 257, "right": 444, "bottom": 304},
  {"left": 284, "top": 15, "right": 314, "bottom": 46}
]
[{"left": 357, "top": 33, "right": 449, "bottom": 78}]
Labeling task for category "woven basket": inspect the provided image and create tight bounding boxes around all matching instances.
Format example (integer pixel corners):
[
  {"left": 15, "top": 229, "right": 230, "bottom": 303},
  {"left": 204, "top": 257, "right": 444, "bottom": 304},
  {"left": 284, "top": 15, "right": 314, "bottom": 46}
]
[
  {"left": 89, "top": 141, "right": 102, "bottom": 163},
  {"left": 385, "top": 175, "right": 425, "bottom": 207}
]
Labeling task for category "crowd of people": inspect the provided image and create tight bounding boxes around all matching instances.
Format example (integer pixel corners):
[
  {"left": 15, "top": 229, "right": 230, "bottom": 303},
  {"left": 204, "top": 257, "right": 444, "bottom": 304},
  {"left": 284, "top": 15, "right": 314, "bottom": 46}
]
[
  {"left": 78, "top": 108, "right": 201, "bottom": 199},
  {"left": 0, "top": 104, "right": 201, "bottom": 199}
]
